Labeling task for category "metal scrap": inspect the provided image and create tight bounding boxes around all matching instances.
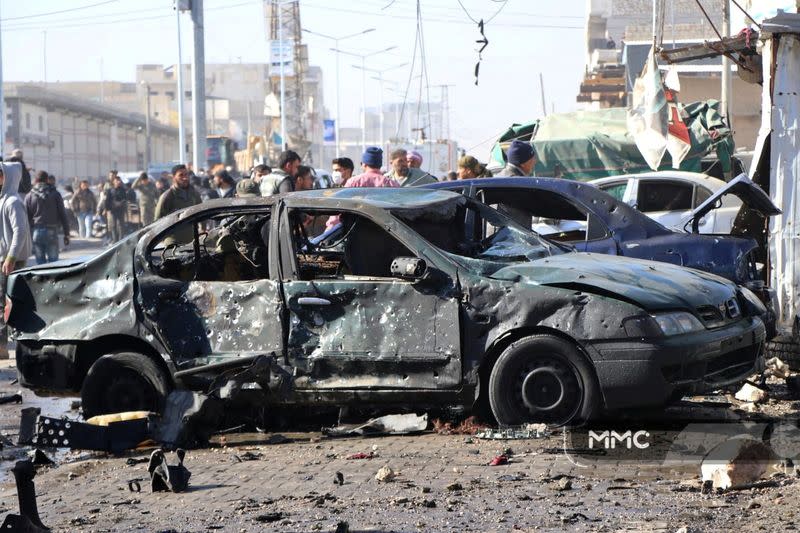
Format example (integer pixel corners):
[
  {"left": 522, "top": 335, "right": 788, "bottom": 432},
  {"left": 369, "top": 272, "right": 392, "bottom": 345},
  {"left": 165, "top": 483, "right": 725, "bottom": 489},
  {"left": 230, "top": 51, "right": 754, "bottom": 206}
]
[
  {"left": 0, "top": 392, "right": 22, "bottom": 404},
  {"left": 148, "top": 448, "right": 191, "bottom": 493},
  {"left": 476, "top": 424, "right": 549, "bottom": 440},
  {"left": 0, "top": 460, "right": 49, "bottom": 532},
  {"left": 323, "top": 413, "right": 428, "bottom": 437}
]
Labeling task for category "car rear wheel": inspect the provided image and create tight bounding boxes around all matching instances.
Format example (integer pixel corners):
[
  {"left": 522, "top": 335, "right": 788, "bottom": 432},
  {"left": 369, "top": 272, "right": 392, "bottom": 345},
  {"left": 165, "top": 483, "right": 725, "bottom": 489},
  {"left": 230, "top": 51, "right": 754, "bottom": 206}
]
[
  {"left": 81, "top": 352, "right": 171, "bottom": 419},
  {"left": 488, "top": 335, "right": 599, "bottom": 427}
]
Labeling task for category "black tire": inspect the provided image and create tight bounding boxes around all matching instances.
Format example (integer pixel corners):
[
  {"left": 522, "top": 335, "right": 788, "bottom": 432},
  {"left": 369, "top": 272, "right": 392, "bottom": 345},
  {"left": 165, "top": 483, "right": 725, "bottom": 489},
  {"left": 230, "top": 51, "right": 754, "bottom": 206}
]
[
  {"left": 81, "top": 352, "right": 171, "bottom": 419},
  {"left": 766, "top": 335, "right": 800, "bottom": 370},
  {"left": 488, "top": 335, "right": 599, "bottom": 427}
]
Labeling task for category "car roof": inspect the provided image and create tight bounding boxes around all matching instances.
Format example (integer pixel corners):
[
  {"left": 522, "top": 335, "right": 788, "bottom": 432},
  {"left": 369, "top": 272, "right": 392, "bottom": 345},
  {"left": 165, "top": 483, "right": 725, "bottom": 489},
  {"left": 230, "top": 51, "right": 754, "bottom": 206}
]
[
  {"left": 590, "top": 171, "right": 726, "bottom": 190},
  {"left": 289, "top": 187, "right": 464, "bottom": 209}
]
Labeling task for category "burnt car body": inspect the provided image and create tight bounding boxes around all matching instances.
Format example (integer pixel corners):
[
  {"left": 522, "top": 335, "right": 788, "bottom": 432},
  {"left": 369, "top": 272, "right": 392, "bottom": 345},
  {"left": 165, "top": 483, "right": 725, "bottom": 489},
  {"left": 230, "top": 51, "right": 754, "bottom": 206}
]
[
  {"left": 7, "top": 188, "right": 766, "bottom": 425},
  {"left": 426, "top": 176, "right": 780, "bottom": 337}
]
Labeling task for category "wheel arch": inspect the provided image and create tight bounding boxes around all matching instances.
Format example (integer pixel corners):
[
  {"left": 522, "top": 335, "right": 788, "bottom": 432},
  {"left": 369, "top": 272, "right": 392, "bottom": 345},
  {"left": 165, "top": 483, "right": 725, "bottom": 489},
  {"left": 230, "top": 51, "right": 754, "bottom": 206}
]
[
  {"left": 475, "top": 326, "right": 606, "bottom": 415},
  {"left": 75, "top": 334, "right": 174, "bottom": 389}
]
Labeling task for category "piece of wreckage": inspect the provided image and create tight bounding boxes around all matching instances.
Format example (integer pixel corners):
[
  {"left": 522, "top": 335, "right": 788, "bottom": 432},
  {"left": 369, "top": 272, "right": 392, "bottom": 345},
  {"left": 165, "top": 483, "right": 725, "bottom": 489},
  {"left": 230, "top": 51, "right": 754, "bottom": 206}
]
[
  {"left": 427, "top": 174, "right": 781, "bottom": 337},
  {"left": 6, "top": 188, "right": 767, "bottom": 426}
]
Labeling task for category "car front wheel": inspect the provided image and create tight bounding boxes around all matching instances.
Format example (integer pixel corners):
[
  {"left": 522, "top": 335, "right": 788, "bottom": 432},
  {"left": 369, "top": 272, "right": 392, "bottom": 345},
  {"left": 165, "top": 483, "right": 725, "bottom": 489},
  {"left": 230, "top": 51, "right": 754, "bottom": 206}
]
[
  {"left": 81, "top": 352, "right": 171, "bottom": 419},
  {"left": 488, "top": 335, "right": 599, "bottom": 427}
]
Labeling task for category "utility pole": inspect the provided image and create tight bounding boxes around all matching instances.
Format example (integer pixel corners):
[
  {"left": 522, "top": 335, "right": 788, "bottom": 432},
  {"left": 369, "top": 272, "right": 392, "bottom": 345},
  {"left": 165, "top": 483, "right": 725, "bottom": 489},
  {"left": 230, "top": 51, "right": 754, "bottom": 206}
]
[
  {"left": 191, "top": 0, "right": 206, "bottom": 172},
  {"left": 176, "top": 1, "right": 188, "bottom": 164},
  {"left": 539, "top": 73, "right": 547, "bottom": 117},
  {"left": 42, "top": 31, "right": 47, "bottom": 85},
  {"left": 721, "top": 0, "right": 732, "bottom": 131},
  {"left": 0, "top": 2, "right": 4, "bottom": 153},
  {"left": 142, "top": 82, "right": 152, "bottom": 171}
]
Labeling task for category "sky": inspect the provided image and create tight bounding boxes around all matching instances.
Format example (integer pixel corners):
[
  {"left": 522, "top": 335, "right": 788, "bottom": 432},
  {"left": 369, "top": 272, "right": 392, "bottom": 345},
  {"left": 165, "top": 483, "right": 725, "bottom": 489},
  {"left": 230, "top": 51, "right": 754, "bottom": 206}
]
[{"left": 0, "top": 0, "right": 587, "bottom": 158}]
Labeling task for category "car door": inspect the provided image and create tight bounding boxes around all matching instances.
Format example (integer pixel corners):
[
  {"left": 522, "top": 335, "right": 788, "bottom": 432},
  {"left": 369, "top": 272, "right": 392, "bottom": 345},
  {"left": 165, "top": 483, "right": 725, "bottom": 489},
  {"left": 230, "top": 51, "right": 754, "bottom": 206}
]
[
  {"left": 276, "top": 201, "right": 461, "bottom": 390},
  {"left": 135, "top": 207, "right": 283, "bottom": 371},
  {"left": 474, "top": 186, "right": 618, "bottom": 254}
]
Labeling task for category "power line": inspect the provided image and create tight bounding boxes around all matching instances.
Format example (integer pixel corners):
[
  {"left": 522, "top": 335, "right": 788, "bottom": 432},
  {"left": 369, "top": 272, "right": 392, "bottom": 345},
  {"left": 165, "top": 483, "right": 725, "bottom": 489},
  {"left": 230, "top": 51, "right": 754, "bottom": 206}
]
[
  {"left": 2, "top": 0, "right": 122, "bottom": 21},
  {"left": 456, "top": 0, "right": 508, "bottom": 24},
  {"left": 358, "top": 0, "right": 583, "bottom": 20}
]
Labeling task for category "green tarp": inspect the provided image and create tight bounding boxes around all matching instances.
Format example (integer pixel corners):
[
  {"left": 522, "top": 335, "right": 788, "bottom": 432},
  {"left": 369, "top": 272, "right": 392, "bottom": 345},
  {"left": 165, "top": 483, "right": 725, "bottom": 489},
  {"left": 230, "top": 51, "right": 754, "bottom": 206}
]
[{"left": 490, "top": 100, "right": 734, "bottom": 181}]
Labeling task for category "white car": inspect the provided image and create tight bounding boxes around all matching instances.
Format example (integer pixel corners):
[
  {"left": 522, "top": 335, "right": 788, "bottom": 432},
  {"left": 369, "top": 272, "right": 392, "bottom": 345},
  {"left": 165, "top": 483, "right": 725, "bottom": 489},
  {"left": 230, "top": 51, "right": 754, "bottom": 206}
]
[{"left": 590, "top": 171, "right": 742, "bottom": 233}]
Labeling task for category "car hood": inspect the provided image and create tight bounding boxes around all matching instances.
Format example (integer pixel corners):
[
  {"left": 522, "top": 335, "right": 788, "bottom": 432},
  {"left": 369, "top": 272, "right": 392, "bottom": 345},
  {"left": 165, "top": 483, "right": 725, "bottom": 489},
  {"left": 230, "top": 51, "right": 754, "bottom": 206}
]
[
  {"left": 489, "top": 252, "right": 736, "bottom": 311},
  {"left": 684, "top": 174, "right": 781, "bottom": 229}
]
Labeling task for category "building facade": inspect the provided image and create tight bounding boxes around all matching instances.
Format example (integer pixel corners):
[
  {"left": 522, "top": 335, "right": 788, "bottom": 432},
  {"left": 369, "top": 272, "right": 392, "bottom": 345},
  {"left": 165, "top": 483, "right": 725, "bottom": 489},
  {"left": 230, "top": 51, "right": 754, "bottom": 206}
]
[{"left": 3, "top": 85, "right": 178, "bottom": 179}]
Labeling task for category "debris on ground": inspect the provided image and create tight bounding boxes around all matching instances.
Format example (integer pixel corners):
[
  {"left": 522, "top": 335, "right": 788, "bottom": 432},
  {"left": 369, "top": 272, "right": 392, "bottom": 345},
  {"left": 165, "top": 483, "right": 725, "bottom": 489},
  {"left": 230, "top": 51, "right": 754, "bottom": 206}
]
[
  {"left": 432, "top": 416, "right": 488, "bottom": 435},
  {"left": 766, "top": 357, "right": 791, "bottom": 379},
  {"left": 476, "top": 424, "right": 549, "bottom": 440},
  {"left": 700, "top": 437, "right": 775, "bottom": 490},
  {"left": 375, "top": 466, "right": 397, "bottom": 482},
  {"left": 346, "top": 452, "right": 377, "bottom": 460},
  {"left": 734, "top": 382, "right": 768, "bottom": 404},
  {"left": 334, "top": 472, "right": 344, "bottom": 485},
  {"left": 489, "top": 455, "right": 509, "bottom": 466},
  {"left": 556, "top": 477, "right": 573, "bottom": 491},
  {"left": 445, "top": 482, "right": 463, "bottom": 491},
  {"left": 0, "top": 392, "right": 22, "bottom": 404},
  {"left": 151, "top": 391, "right": 224, "bottom": 448},
  {"left": 324, "top": 413, "right": 428, "bottom": 437},
  {"left": 148, "top": 449, "right": 191, "bottom": 493},
  {"left": 0, "top": 460, "right": 49, "bottom": 532},
  {"left": 28, "top": 449, "right": 54, "bottom": 466}
]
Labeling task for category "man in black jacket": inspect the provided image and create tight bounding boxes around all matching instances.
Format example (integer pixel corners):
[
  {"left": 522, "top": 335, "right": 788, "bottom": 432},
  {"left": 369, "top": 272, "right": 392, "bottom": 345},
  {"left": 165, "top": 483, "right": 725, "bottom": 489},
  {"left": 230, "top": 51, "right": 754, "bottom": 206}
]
[
  {"left": 7, "top": 149, "right": 32, "bottom": 195},
  {"left": 24, "top": 171, "right": 70, "bottom": 264},
  {"left": 105, "top": 175, "right": 129, "bottom": 242}
]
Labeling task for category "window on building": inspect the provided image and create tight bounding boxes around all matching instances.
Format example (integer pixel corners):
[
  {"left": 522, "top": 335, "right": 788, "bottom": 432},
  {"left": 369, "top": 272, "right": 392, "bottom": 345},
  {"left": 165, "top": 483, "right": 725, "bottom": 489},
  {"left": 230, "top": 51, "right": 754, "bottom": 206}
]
[
  {"left": 38, "top": 116, "right": 43, "bottom": 132},
  {"left": 25, "top": 113, "right": 30, "bottom": 129}
]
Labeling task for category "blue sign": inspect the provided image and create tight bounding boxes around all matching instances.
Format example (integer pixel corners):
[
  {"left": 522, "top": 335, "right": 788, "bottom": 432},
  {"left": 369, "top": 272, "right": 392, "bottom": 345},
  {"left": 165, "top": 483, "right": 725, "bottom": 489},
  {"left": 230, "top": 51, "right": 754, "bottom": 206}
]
[{"left": 323, "top": 119, "right": 335, "bottom": 142}]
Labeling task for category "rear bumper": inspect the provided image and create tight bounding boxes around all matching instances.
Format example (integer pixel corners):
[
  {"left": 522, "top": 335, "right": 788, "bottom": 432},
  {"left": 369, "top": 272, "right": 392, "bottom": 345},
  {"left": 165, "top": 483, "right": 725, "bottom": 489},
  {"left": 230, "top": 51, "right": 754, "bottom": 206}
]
[
  {"left": 587, "top": 316, "right": 765, "bottom": 410},
  {"left": 16, "top": 341, "right": 81, "bottom": 395}
]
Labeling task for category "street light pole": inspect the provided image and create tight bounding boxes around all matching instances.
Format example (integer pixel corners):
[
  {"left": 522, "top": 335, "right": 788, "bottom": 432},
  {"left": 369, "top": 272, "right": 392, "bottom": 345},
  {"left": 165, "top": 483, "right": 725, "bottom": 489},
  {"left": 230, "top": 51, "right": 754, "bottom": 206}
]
[
  {"left": 142, "top": 82, "right": 152, "bottom": 171},
  {"left": 176, "top": 5, "right": 187, "bottom": 164},
  {"left": 330, "top": 45, "right": 396, "bottom": 151},
  {"left": 278, "top": 4, "right": 286, "bottom": 150},
  {"left": 302, "top": 28, "right": 375, "bottom": 157}
]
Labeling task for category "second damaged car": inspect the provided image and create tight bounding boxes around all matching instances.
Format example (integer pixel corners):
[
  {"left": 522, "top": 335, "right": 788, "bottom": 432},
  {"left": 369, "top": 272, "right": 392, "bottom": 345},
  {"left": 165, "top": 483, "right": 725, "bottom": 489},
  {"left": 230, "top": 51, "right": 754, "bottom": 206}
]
[{"left": 7, "top": 189, "right": 766, "bottom": 425}]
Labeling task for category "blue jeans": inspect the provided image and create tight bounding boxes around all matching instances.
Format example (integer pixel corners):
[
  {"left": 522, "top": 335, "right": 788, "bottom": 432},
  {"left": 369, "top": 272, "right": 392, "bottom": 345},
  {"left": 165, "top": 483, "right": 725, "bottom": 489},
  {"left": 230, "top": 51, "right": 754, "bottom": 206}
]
[
  {"left": 78, "top": 212, "right": 93, "bottom": 238},
  {"left": 32, "top": 227, "right": 59, "bottom": 265}
]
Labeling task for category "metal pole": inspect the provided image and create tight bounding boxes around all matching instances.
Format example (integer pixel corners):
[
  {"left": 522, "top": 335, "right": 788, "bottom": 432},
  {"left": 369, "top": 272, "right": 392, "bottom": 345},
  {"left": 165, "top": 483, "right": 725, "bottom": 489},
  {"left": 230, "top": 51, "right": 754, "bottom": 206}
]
[
  {"left": 377, "top": 73, "right": 384, "bottom": 151},
  {"left": 360, "top": 56, "right": 366, "bottom": 151},
  {"left": 721, "top": 0, "right": 732, "bottom": 128},
  {"left": 539, "top": 73, "right": 547, "bottom": 117},
  {"left": 191, "top": 0, "right": 206, "bottom": 172},
  {"left": 144, "top": 84, "right": 152, "bottom": 171},
  {"left": 334, "top": 41, "right": 341, "bottom": 157},
  {"left": 100, "top": 58, "right": 104, "bottom": 104},
  {"left": 176, "top": 6, "right": 187, "bottom": 164},
  {"left": 42, "top": 31, "right": 47, "bottom": 84},
  {"left": 278, "top": 3, "right": 286, "bottom": 150}
]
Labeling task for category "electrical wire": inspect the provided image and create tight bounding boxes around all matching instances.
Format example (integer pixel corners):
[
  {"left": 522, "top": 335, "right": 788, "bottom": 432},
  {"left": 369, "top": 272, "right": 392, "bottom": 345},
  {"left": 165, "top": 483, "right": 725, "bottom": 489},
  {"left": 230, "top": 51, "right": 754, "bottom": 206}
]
[
  {"left": 1, "top": 0, "right": 121, "bottom": 21},
  {"left": 730, "top": 0, "right": 761, "bottom": 29},
  {"left": 456, "top": 0, "right": 508, "bottom": 25}
]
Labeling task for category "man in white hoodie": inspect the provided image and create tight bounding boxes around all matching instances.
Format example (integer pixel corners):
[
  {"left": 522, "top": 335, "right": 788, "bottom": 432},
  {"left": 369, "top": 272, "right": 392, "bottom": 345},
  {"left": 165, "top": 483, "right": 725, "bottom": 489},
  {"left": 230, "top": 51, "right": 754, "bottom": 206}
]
[{"left": 0, "top": 162, "right": 32, "bottom": 358}]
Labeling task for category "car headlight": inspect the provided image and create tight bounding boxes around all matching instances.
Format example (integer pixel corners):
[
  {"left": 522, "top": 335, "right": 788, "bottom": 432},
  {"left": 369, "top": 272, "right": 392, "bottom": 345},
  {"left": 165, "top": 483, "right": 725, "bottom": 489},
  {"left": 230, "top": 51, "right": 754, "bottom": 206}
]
[
  {"left": 738, "top": 286, "right": 767, "bottom": 316},
  {"left": 651, "top": 311, "right": 705, "bottom": 336}
]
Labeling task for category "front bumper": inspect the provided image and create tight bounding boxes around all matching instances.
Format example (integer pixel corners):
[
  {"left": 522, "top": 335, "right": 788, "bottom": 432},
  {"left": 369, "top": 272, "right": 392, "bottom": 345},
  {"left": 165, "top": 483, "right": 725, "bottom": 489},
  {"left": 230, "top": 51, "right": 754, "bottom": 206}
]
[{"left": 587, "top": 316, "right": 765, "bottom": 410}]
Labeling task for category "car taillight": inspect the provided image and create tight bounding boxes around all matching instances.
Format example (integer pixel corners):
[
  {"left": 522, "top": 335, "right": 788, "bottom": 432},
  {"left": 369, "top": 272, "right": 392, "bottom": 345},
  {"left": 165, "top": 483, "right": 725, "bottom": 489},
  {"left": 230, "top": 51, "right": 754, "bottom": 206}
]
[{"left": 4, "top": 296, "right": 12, "bottom": 324}]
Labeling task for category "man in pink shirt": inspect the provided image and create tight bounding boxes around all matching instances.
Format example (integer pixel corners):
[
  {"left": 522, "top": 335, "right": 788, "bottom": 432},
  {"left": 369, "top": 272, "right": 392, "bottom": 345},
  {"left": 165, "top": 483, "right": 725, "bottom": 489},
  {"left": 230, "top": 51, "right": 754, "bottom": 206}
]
[{"left": 345, "top": 147, "right": 399, "bottom": 188}]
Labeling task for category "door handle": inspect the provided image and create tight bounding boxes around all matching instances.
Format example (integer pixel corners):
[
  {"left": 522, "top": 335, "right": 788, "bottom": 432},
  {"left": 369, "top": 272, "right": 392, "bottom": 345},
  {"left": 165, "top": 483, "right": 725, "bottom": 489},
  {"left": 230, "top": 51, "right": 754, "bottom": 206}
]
[{"left": 297, "top": 297, "right": 331, "bottom": 306}]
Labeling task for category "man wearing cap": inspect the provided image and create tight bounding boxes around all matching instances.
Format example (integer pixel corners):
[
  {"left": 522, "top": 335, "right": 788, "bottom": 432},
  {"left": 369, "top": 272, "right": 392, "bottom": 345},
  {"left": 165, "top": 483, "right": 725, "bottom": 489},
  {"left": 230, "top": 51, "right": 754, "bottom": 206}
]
[
  {"left": 345, "top": 147, "right": 400, "bottom": 188},
  {"left": 385, "top": 148, "right": 438, "bottom": 187},
  {"left": 236, "top": 179, "right": 261, "bottom": 198},
  {"left": 497, "top": 139, "right": 537, "bottom": 177}
]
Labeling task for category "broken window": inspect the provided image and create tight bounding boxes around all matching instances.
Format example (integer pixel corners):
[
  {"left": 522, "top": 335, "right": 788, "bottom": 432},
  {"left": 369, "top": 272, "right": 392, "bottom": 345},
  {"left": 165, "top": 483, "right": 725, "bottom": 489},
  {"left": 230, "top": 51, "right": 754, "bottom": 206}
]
[
  {"left": 475, "top": 187, "right": 609, "bottom": 243},
  {"left": 148, "top": 210, "right": 271, "bottom": 282},
  {"left": 287, "top": 209, "right": 414, "bottom": 281},
  {"left": 694, "top": 185, "right": 712, "bottom": 208},
  {"left": 637, "top": 180, "right": 693, "bottom": 212},
  {"left": 597, "top": 181, "right": 627, "bottom": 201}
]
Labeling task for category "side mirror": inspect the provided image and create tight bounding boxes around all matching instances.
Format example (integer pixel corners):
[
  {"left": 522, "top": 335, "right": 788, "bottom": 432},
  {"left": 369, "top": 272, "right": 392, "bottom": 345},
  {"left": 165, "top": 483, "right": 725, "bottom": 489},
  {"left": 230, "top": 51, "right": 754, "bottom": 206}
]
[{"left": 390, "top": 256, "right": 427, "bottom": 280}]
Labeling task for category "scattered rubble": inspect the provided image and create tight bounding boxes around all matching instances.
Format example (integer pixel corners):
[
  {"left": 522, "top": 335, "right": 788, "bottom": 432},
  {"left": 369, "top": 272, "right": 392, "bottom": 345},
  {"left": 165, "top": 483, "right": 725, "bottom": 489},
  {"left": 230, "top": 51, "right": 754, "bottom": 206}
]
[
  {"left": 148, "top": 449, "right": 191, "bottom": 493},
  {"left": 1, "top": 460, "right": 49, "bottom": 532},
  {"left": 375, "top": 466, "right": 397, "bottom": 482},
  {"left": 735, "top": 382, "right": 768, "bottom": 404},
  {"left": 0, "top": 392, "right": 22, "bottom": 404},
  {"left": 432, "top": 416, "right": 488, "bottom": 435},
  {"left": 489, "top": 455, "right": 509, "bottom": 466},
  {"left": 476, "top": 424, "right": 549, "bottom": 440},
  {"left": 700, "top": 437, "right": 775, "bottom": 490},
  {"left": 766, "top": 357, "right": 791, "bottom": 379}
]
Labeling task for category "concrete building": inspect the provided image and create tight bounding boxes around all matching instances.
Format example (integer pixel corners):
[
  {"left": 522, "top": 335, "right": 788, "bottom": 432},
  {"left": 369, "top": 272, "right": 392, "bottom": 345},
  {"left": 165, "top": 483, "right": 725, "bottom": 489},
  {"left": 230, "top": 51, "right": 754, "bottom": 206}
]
[{"left": 2, "top": 84, "right": 178, "bottom": 179}]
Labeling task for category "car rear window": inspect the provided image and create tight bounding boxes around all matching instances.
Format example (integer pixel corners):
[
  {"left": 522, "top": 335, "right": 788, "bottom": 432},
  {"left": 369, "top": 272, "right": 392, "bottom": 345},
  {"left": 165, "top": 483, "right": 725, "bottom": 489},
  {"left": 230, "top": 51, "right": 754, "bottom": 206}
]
[{"left": 637, "top": 181, "right": 693, "bottom": 212}]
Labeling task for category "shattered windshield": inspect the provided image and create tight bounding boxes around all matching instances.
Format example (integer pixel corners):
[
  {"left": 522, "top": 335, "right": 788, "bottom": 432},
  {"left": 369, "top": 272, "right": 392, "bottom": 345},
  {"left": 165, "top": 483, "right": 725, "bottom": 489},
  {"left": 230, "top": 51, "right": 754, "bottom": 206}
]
[{"left": 391, "top": 197, "right": 558, "bottom": 274}]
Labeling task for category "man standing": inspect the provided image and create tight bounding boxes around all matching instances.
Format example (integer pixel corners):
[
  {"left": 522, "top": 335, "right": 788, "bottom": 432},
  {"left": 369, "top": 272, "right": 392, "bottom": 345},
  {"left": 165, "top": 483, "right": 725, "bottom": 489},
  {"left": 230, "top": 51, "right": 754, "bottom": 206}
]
[
  {"left": 70, "top": 180, "right": 97, "bottom": 238},
  {"left": 407, "top": 150, "right": 423, "bottom": 170},
  {"left": 0, "top": 162, "right": 31, "bottom": 358},
  {"left": 346, "top": 147, "right": 399, "bottom": 188},
  {"left": 385, "top": 148, "right": 437, "bottom": 186},
  {"left": 251, "top": 164, "right": 271, "bottom": 185},
  {"left": 294, "top": 166, "right": 316, "bottom": 192},
  {"left": 155, "top": 164, "right": 202, "bottom": 220},
  {"left": 104, "top": 176, "right": 130, "bottom": 243},
  {"left": 331, "top": 157, "right": 354, "bottom": 187},
  {"left": 260, "top": 150, "right": 301, "bottom": 196},
  {"left": 213, "top": 169, "right": 236, "bottom": 199},
  {"left": 132, "top": 172, "right": 158, "bottom": 227},
  {"left": 7, "top": 149, "right": 32, "bottom": 195},
  {"left": 24, "top": 171, "right": 70, "bottom": 264},
  {"left": 497, "top": 140, "right": 537, "bottom": 177}
]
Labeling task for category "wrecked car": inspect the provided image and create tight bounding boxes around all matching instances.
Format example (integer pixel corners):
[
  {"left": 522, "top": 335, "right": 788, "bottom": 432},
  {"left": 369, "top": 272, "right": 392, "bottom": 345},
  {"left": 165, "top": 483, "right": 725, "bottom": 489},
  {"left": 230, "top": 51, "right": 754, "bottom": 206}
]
[
  {"left": 7, "top": 188, "right": 766, "bottom": 426},
  {"left": 427, "top": 175, "right": 780, "bottom": 337}
]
